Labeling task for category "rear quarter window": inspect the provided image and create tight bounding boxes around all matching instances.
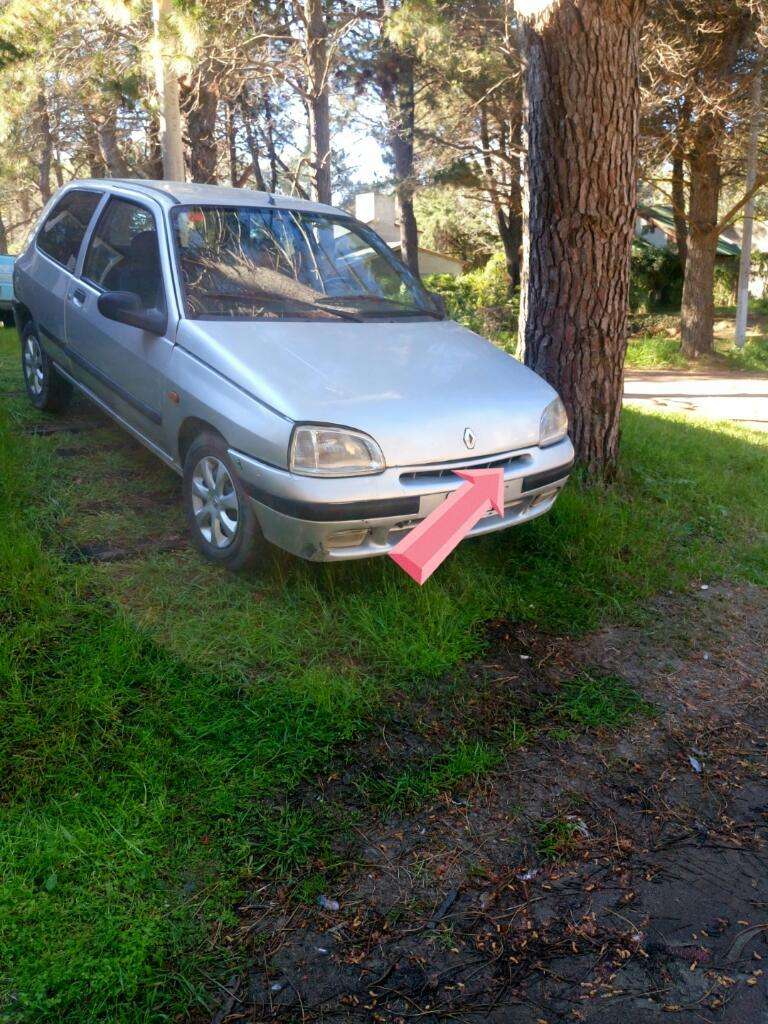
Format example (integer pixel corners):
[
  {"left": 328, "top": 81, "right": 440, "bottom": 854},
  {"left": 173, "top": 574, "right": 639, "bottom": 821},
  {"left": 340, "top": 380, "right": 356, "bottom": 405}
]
[{"left": 36, "top": 190, "right": 102, "bottom": 272}]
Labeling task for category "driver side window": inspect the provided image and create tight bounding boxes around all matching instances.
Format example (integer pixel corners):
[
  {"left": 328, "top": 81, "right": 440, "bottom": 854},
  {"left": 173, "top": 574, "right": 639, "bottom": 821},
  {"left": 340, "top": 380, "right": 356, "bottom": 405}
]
[{"left": 83, "top": 197, "right": 165, "bottom": 313}]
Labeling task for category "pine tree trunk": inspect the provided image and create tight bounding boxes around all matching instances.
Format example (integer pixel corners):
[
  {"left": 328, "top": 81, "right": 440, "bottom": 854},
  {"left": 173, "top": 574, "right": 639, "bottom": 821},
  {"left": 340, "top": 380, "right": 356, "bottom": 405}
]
[
  {"left": 226, "top": 102, "right": 238, "bottom": 187},
  {"left": 376, "top": 2, "right": 420, "bottom": 276},
  {"left": 36, "top": 93, "right": 53, "bottom": 203},
  {"left": 396, "top": 184, "right": 420, "bottom": 277},
  {"left": 263, "top": 88, "right": 279, "bottom": 192},
  {"left": 518, "top": 0, "right": 642, "bottom": 480},
  {"left": 151, "top": 0, "right": 185, "bottom": 181},
  {"left": 480, "top": 101, "right": 521, "bottom": 288},
  {"left": 146, "top": 114, "right": 165, "bottom": 178},
  {"left": 671, "top": 152, "right": 688, "bottom": 274},
  {"left": 680, "top": 122, "right": 720, "bottom": 358},
  {"left": 96, "top": 114, "right": 130, "bottom": 177},
  {"left": 304, "top": 0, "right": 332, "bottom": 204},
  {"left": 391, "top": 54, "right": 419, "bottom": 277},
  {"left": 185, "top": 79, "right": 220, "bottom": 184},
  {"left": 240, "top": 96, "right": 268, "bottom": 191},
  {"left": 0, "top": 211, "right": 8, "bottom": 255},
  {"left": 497, "top": 208, "right": 522, "bottom": 289}
]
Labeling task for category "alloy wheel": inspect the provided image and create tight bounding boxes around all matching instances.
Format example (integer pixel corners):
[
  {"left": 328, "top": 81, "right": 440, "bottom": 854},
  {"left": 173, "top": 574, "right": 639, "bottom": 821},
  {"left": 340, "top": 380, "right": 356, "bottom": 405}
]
[
  {"left": 191, "top": 455, "right": 240, "bottom": 549},
  {"left": 23, "top": 334, "right": 45, "bottom": 397}
]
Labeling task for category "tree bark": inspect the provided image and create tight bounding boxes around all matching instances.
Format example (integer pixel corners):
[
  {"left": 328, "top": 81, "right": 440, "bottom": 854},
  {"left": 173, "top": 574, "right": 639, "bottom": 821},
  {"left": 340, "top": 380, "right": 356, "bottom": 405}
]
[
  {"left": 375, "top": 1, "right": 420, "bottom": 276},
  {"left": 84, "top": 125, "right": 106, "bottom": 178},
  {"left": 680, "top": 121, "right": 720, "bottom": 358},
  {"left": 185, "top": 77, "right": 220, "bottom": 183},
  {"left": 0, "top": 211, "right": 8, "bottom": 255},
  {"left": 670, "top": 97, "right": 690, "bottom": 275},
  {"left": 304, "top": 0, "right": 332, "bottom": 204},
  {"left": 36, "top": 92, "right": 53, "bottom": 203},
  {"left": 240, "top": 96, "right": 267, "bottom": 191},
  {"left": 480, "top": 101, "right": 521, "bottom": 288},
  {"left": 392, "top": 53, "right": 419, "bottom": 277},
  {"left": 735, "top": 61, "right": 762, "bottom": 349},
  {"left": 518, "top": 0, "right": 643, "bottom": 480},
  {"left": 146, "top": 112, "right": 165, "bottom": 178},
  {"left": 671, "top": 151, "right": 688, "bottom": 274},
  {"left": 262, "top": 88, "right": 279, "bottom": 192},
  {"left": 152, "top": 0, "right": 185, "bottom": 181},
  {"left": 96, "top": 114, "right": 130, "bottom": 177},
  {"left": 497, "top": 209, "right": 522, "bottom": 288},
  {"left": 225, "top": 101, "right": 238, "bottom": 187}
]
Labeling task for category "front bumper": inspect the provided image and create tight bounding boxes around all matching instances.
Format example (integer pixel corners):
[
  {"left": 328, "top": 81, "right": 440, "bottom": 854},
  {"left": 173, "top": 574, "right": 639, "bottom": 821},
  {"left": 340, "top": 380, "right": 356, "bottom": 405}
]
[{"left": 229, "top": 438, "right": 575, "bottom": 562}]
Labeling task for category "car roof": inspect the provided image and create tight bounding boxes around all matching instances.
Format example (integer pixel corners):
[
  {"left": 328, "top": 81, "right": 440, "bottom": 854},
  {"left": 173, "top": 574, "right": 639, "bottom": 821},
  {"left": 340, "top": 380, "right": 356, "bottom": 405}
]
[{"left": 68, "top": 179, "right": 347, "bottom": 218}]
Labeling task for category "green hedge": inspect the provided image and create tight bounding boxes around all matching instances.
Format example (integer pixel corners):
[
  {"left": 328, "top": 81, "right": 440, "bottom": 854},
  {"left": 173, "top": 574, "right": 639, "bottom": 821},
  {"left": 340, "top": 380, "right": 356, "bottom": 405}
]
[{"left": 425, "top": 252, "right": 518, "bottom": 349}]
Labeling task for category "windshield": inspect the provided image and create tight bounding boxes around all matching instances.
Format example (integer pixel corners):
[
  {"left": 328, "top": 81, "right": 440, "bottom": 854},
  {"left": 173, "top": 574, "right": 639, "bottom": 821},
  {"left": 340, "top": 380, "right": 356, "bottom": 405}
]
[{"left": 171, "top": 205, "right": 439, "bottom": 322}]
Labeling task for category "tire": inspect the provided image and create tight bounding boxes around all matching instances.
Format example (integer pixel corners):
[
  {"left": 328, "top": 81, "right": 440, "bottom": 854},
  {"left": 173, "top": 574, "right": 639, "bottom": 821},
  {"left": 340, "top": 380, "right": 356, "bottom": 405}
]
[
  {"left": 182, "top": 432, "right": 264, "bottom": 572},
  {"left": 21, "top": 321, "right": 72, "bottom": 412}
]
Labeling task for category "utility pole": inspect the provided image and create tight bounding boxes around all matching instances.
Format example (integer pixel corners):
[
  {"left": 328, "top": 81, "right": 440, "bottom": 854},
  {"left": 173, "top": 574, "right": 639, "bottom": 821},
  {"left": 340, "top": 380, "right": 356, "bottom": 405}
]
[
  {"left": 736, "top": 58, "right": 762, "bottom": 349},
  {"left": 152, "top": 0, "right": 185, "bottom": 182}
]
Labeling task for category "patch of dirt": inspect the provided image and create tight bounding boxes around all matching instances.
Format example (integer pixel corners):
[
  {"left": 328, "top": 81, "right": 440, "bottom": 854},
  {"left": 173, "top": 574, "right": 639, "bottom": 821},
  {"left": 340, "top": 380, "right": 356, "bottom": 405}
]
[
  {"left": 62, "top": 534, "right": 187, "bottom": 564},
  {"left": 218, "top": 583, "right": 768, "bottom": 1024}
]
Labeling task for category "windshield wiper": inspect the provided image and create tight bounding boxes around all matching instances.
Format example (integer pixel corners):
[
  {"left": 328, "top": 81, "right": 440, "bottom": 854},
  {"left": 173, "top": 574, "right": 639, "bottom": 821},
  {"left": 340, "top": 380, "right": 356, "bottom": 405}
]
[
  {"left": 195, "top": 290, "right": 363, "bottom": 322},
  {"left": 314, "top": 295, "right": 443, "bottom": 319}
]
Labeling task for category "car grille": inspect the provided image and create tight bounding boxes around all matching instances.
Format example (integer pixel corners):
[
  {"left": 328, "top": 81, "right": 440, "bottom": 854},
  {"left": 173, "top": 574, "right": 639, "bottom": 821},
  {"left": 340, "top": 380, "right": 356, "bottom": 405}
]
[{"left": 399, "top": 451, "right": 530, "bottom": 485}]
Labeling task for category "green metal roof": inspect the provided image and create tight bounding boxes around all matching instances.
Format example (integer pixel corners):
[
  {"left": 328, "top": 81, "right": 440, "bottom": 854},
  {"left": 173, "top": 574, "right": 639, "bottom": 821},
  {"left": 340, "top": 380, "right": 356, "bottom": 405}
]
[{"left": 638, "top": 204, "right": 740, "bottom": 257}]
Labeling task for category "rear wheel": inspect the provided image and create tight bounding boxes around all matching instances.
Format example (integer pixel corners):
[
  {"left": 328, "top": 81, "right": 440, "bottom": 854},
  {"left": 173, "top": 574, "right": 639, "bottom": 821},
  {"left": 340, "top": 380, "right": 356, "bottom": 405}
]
[
  {"left": 182, "top": 432, "right": 264, "bottom": 572},
  {"left": 21, "top": 322, "right": 72, "bottom": 412}
]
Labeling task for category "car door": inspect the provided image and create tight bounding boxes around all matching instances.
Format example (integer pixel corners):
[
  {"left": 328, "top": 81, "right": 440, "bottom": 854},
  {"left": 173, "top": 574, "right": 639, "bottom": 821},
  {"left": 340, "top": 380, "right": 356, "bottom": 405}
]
[
  {"left": 64, "top": 194, "right": 174, "bottom": 447},
  {"left": 18, "top": 188, "right": 103, "bottom": 370}
]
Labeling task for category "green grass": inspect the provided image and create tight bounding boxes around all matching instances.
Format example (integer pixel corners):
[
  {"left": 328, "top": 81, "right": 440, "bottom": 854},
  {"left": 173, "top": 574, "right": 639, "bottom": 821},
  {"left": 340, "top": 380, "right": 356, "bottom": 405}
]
[
  {"left": 625, "top": 334, "right": 689, "bottom": 369},
  {"left": 625, "top": 314, "right": 768, "bottom": 372},
  {"left": 626, "top": 332, "right": 768, "bottom": 372},
  {"left": 722, "top": 336, "right": 768, "bottom": 373},
  {"left": 2, "top": 325, "right": 768, "bottom": 1021},
  {"left": 548, "top": 673, "right": 655, "bottom": 731},
  {"left": 363, "top": 741, "right": 501, "bottom": 811},
  {"left": 537, "top": 816, "right": 585, "bottom": 862}
]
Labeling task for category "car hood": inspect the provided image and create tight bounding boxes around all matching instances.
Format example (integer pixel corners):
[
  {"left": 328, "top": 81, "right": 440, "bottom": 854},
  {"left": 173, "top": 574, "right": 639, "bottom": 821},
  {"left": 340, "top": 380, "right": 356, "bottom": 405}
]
[{"left": 176, "top": 318, "right": 559, "bottom": 467}]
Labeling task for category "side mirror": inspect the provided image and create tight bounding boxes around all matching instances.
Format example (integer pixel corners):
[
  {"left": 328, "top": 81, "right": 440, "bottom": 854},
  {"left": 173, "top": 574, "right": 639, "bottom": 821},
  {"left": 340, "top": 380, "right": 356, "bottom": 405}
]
[
  {"left": 97, "top": 290, "right": 167, "bottom": 336},
  {"left": 428, "top": 290, "right": 448, "bottom": 318}
]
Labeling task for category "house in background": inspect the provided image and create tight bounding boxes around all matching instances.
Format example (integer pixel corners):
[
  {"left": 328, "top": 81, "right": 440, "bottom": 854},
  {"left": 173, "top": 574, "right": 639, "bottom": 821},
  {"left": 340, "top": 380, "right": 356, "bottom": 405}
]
[
  {"left": 354, "top": 192, "right": 465, "bottom": 277},
  {"left": 636, "top": 203, "right": 768, "bottom": 299}
]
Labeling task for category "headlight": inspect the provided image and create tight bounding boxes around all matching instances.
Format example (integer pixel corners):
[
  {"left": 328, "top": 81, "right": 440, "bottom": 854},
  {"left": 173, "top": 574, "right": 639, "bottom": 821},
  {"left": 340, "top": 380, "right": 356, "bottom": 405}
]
[
  {"left": 539, "top": 397, "right": 568, "bottom": 447},
  {"left": 290, "top": 425, "right": 385, "bottom": 477}
]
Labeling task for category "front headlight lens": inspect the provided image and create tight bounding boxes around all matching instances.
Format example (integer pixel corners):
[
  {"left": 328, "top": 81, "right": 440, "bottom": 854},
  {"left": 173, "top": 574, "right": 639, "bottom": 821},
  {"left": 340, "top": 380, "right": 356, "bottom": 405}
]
[
  {"left": 290, "top": 425, "right": 385, "bottom": 477},
  {"left": 539, "top": 397, "right": 569, "bottom": 447}
]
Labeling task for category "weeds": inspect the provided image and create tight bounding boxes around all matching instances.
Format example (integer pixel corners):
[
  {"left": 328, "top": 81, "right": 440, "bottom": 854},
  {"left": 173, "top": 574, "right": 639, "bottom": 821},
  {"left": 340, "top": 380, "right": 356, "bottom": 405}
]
[{"left": 537, "top": 816, "right": 585, "bottom": 862}]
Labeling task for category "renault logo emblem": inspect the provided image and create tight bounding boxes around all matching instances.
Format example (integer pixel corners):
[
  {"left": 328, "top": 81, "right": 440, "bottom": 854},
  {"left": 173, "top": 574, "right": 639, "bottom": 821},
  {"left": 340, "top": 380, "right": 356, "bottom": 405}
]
[{"left": 463, "top": 427, "right": 476, "bottom": 450}]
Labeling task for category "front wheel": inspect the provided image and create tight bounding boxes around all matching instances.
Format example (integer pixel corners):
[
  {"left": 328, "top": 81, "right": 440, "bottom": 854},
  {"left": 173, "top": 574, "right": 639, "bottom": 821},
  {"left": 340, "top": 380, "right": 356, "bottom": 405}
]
[
  {"left": 21, "top": 322, "right": 72, "bottom": 412},
  {"left": 182, "top": 433, "right": 264, "bottom": 572}
]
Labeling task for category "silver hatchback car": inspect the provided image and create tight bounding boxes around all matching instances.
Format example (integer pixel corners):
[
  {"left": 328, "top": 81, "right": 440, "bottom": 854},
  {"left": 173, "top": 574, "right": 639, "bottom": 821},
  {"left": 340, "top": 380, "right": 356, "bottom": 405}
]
[{"left": 14, "top": 179, "right": 574, "bottom": 570}]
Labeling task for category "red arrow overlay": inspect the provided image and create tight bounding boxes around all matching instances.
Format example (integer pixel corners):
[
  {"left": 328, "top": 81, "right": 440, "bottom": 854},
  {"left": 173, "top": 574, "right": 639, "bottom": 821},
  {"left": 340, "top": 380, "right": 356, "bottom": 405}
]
[{"left": 389, "top": 468, "right": 505, "bottom": 585}]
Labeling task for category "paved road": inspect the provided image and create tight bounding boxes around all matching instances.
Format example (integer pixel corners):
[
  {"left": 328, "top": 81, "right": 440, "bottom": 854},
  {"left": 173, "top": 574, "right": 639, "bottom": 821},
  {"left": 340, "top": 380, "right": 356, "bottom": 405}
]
[{"left": 624, "top": 369, "right": 768, "bottom": 431}]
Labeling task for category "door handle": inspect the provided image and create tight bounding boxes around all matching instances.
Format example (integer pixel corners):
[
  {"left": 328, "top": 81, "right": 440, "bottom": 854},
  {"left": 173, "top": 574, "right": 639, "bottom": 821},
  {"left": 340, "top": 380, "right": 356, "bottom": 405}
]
[{"left": 70, "top": 287, "right": 86, "bottom": 305}]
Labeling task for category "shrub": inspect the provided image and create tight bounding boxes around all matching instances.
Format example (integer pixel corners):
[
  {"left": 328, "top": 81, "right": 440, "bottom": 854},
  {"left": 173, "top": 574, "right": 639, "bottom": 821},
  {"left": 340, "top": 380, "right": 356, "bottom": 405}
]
[
  {"left": 425, "top": 251, "right": 518, "bottom": 348},
  {"left": 713, "top": 258, "right": 739, "bottom": 307},
  {"left": 630, "top": 242, "right": 683, "bottom": 313}
]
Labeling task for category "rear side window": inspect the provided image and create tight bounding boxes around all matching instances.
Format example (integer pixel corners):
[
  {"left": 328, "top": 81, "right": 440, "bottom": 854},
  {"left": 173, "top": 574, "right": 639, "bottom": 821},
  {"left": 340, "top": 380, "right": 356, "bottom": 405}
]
[
  {"left": 83, "top": 197, "right": 165, "bottom": 312},
  {"left": 36, "top": 190, "right": 101, "bottom": 272}
]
